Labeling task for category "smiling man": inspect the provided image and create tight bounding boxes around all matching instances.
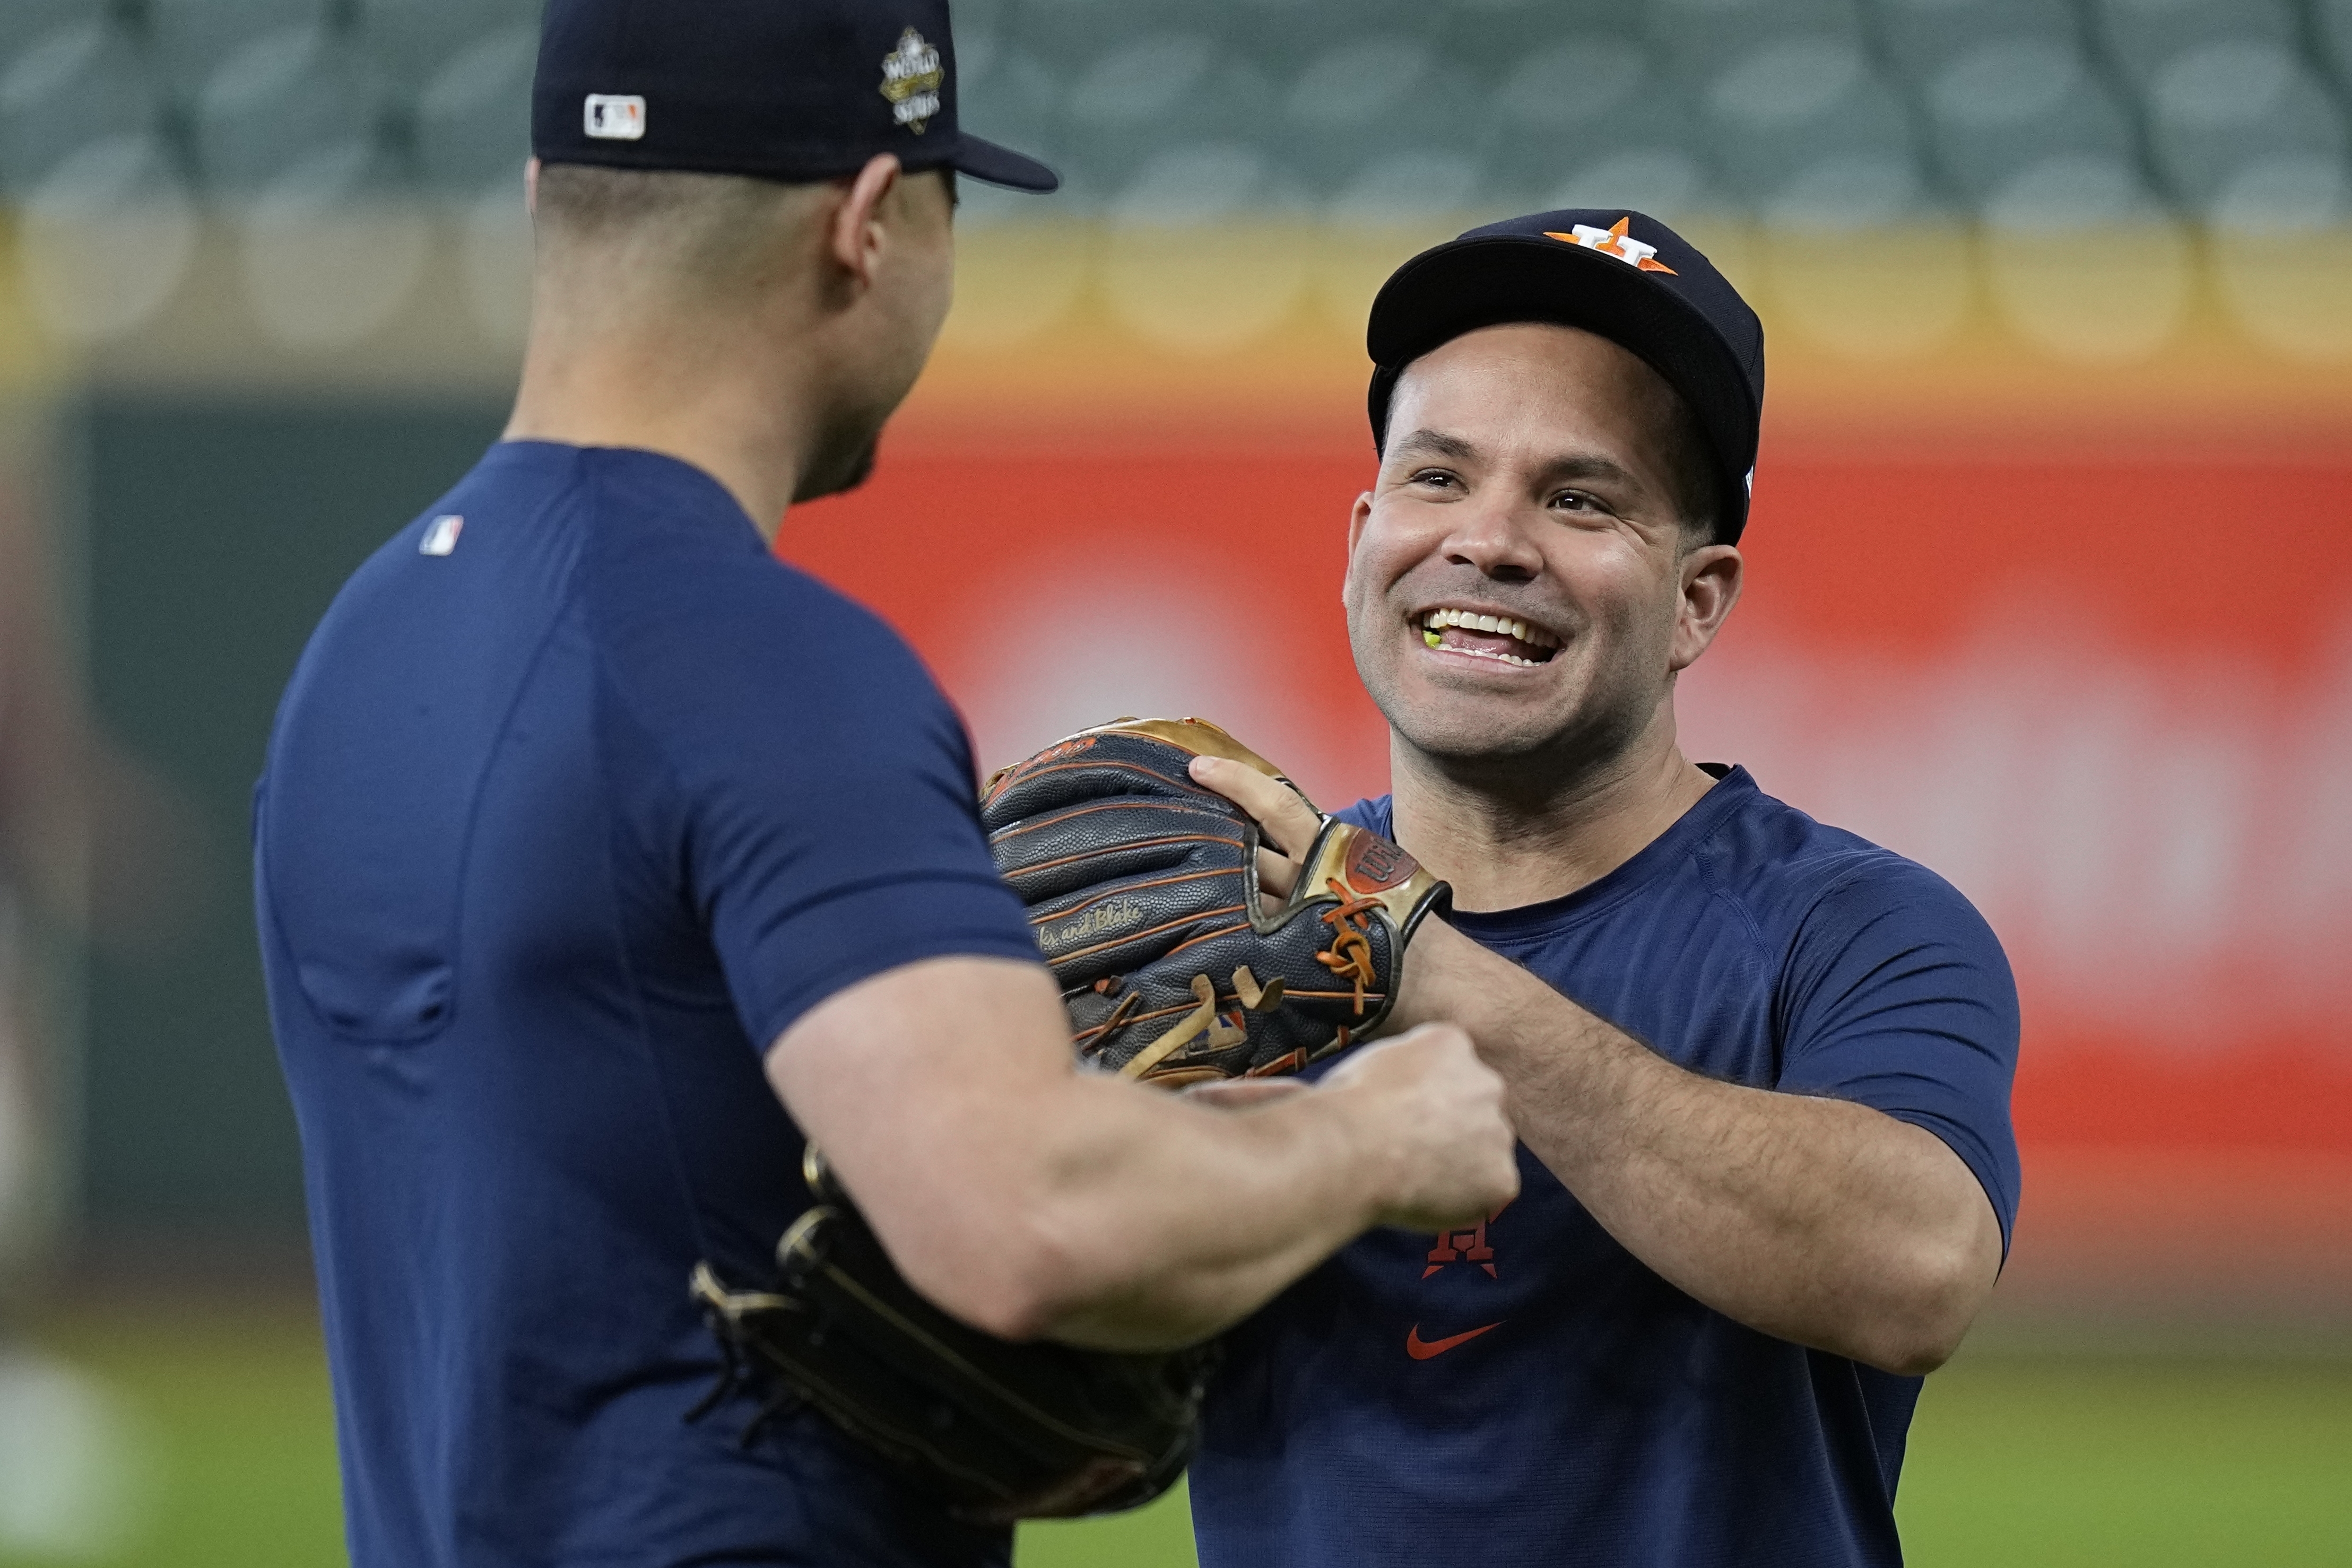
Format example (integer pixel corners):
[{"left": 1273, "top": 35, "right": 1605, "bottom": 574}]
[{"left": 1181, "top": 211, "right": 2023, "bottom": 1566}]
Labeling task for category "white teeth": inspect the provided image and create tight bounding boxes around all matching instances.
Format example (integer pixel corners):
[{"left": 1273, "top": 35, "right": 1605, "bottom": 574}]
[{"left": 1420, "top": 607, "right": 1561, "bottom": 650}]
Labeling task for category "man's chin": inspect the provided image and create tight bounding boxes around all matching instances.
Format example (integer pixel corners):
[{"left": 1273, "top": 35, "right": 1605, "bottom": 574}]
[
  {"left": 793, "top": 435, "right": 881, "bottom": 504},
  {"left": 1391, "top": 705, "right": 1568, "bottom": 770},
  {"left": 1386, "top": 686, "right": 1644, "bottom": 782}
]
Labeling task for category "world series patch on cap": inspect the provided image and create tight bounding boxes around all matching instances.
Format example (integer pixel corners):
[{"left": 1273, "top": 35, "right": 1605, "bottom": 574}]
[
  {"left": 1366, "top": 210, "right": 1766, "bottom": 543},
  {"left": 533, "top": 0, "right": 1058, "bottom": 192}
]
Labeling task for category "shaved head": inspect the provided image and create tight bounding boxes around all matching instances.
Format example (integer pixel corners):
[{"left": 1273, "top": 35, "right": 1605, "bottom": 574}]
[
  {"left": 507, "top": 154, "right": 959, "bottom": 525},
  {"left": 532, "top": 163, "right": 839, "bottom": 304}
]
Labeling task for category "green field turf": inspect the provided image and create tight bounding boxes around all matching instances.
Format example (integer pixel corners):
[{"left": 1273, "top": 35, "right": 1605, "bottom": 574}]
[{"left": 5, "top": 1305, "right": 2347, "bottom": 1567}]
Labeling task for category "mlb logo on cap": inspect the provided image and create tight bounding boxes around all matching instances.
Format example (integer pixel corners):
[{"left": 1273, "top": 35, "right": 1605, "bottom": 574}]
[{"left": 584, "top": 94, "right": 646, "bottom": 142}]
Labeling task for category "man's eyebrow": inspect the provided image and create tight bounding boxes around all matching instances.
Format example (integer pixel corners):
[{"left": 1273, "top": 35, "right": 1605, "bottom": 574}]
[
  {"left": 1392, "top": 434, "right": 1650, "bottom": 495},
  {"left": 1388, "top": 429, "right": 1480, "bottom": 464},
  {"left": 1538, "top": 453, "right": 1646, "bottom": 492}
]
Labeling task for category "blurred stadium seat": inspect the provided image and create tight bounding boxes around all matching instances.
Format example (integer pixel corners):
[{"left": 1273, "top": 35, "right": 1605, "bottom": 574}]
[
  {"left": 1280, "top": 33, "right": 1478, "bottom": 198},
  {"left": 1547, "top": 145, "right": 1716, "bottom": 227},
  {"left": 2143, "top": 40, "right": 2347, "bottom": 214},
  {"left": 1225, "top": 0, "right": 1432, "bottom": 77},
  {"left": 1015, "top": 0, "right": 1250, "bottom": 76},
  {"left": 1650, "top": 0, "right": 1868, "bottom": 81},
  {"left": 1978, "top": 148, "right": 2192, "bottom": 362},
  {"left": 1327, "top": 147, "right": 1482, "bottom": 222},
  {"left": 0, "top": 0, "right": 107, "bottom": 59},
  {"left": 146, "top": 0, "right": 331, "bottom": 93},
  {"left": 2088, "top": 0, "right": 2302, "bottom": 88},
  {"left": 1480, "top": 33, "right": 1693, "bottom": 212},
  {"left": 355, "top": 0, "right": 541, "bottom": 90},
  {"left": 1700, "top": 35, "right": 1922, "bottom": 220},
  {"left": 1982, "top": 147, "right": 2166, "bottom": 230},
  {"left": 239, "top": 141, "right": 429, "bottom": 349},
  {"left": 1111, "top": 141, "right": 1292, "bottom": 226},
  {"left": 1061, "top": 34, "right": 1274, "bottom": 204},
  {"left": 1872, "top": 0, "right": 2086, "bottom": 81},
  {"left": 1100, "top": 141, "right": 1314, "bottom": 352},
  {"left": 15, "top": 132, "right": 196, "bottom": 343},
  {"left": 1923, "top": 37, "right": 2139, "bottom": 209},
  {"left": 954, "top": 46, "right": 1063, "bottom": 212},
  {"left": 2322, "top": 0, "right": 2352, "bottom": 87},
  {"left": 1430, "top": 0, "right": 1624, "bottom": 69},
  {"left": 0, "top": 0, "right": 2333, "bottom": 231},
  {"left": 412, "top": 23, "right": 536, "bottom": 194},
  {"left": 194, "top": 25, "right": 388, "bottom": 191},
  {"left": 2211, "top": 150, "right": 2351, "bottom": 230},
  {"left": 0, "top": 20, "right": 163, "bottom": 197}
]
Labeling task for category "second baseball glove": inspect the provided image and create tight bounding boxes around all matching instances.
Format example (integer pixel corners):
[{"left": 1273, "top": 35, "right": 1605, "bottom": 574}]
[
  {"left": 979, "top": 718, "right": 1450, "bottom": 1086},
  {"left": 690, "top": 1151, "right": 1213, "bottom": 1525}
]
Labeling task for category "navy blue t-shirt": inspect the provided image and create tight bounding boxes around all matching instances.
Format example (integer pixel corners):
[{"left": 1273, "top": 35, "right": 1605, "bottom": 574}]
[
  {"left": 254, "top": 443, "right": 1043, "bottom": 1568},
  {"left": 1190, "top": 770, "right": 2020, "bottom": 1568}
]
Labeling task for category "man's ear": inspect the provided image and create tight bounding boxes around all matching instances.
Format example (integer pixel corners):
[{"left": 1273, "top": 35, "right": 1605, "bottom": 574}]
[
  {"left": 827, "top": 154, "right": 905, "bottom": 289},
  {"left": 1341, "top": 491, "right": 1375, "bottom": 607},
  {"left": 1670, "top": 544, "right": 1742, "bottom": 673},
  {"left": 525, "top": 156, "right": 541, "bottom": 217}
]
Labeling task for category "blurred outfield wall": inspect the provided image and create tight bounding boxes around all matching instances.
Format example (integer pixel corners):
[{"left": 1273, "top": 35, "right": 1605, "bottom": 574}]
[{"left": 1, "top": 206, "right": 2348, "bottom": 1327}]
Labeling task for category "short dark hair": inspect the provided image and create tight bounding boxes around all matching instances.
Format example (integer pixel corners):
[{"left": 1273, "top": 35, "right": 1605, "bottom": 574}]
[
  {"left": 533, "top": 162, "right": 828, "bottom": 299},
  {"left": 1656, "top": 381, "right": 1721, "bottom": 546}
]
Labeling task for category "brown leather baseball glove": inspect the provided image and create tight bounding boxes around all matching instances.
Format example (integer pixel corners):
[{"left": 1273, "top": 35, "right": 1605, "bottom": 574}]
[{"left": 979, "top": 717, "right": 1451, "bottom": 1086}]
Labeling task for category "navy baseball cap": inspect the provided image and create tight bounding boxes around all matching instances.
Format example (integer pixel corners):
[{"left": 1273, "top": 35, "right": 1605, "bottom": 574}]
[
  {"left": 1366, "top": 211, "right": 1764, "bottom": 543},
  {"left": 532, "top": 0, "right": 1058, "bottom": 193}
]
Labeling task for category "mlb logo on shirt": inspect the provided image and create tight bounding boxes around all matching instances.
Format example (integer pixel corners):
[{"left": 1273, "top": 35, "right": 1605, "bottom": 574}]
[
  {"left": 420, "top": 515, "right": 465, "bottom": 556},
  {"left": 584, "top": 94, "right": 647, "bottom": 141}
]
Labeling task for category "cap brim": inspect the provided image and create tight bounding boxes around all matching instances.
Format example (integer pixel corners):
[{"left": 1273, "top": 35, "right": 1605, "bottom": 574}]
[
  {"left": 950, "top": 134, "right": 1059, "bottom": 193},
  {"left": 1367, "top": 236, "right": 1756, "bottom": 539}
]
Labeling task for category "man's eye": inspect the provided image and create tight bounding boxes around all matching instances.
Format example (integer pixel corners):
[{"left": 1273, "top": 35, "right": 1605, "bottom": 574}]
[
  {"left": 1411, "top": 469, "right": 1458, "bottom": 489},
  {"left": 1552, "top": 490, "right": 1605, "bottom": 513}
]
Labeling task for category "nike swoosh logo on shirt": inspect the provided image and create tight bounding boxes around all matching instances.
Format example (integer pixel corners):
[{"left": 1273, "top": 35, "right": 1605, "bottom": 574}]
[{"left": 1405, "top": 1321, "right": 1500, "bottom": 1360}]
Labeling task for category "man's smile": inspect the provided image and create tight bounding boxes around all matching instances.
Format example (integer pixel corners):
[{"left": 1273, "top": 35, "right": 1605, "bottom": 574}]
[{"left": 1415, "top": 605, "right": 1563, "bottom": 669}]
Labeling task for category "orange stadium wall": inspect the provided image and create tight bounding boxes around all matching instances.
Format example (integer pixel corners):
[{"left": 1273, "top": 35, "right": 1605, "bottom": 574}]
[{"left": 778, "top": 221, "right": 2352, "bottom": 1325}]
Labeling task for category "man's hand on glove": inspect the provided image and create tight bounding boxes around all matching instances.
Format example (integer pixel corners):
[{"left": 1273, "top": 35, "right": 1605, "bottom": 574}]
[
  {"left": 979, "top": 718, "right": 1451, "bottom": 1087},
  {"left": 1181, "top": 746, "right": 1333, "bottom": 901}
]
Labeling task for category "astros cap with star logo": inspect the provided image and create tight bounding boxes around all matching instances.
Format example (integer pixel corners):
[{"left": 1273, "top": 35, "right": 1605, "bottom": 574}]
[
  {"left": 532, "top": 0, "right": 1058, "bottom": 193},
  {"left": 1365, "top": 209, "right": 1765, "bottom": 543}
]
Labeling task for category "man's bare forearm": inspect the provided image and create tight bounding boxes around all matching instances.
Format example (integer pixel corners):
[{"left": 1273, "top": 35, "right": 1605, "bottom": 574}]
[
  {"left": 773, "top": 957, "right": 1515, "bottom": 1355},
  {"left": 1397, "top": 922, "right": 2000, "bottom": 1373},
  {"left": 1017, "top": 1082, "right": 1400, "bottom": 1350}
]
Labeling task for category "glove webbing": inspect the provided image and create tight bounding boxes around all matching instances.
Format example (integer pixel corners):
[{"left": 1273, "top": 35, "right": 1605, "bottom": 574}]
[{"left": 1100, "top": 880, "right": 1382, "bottom": 1084}]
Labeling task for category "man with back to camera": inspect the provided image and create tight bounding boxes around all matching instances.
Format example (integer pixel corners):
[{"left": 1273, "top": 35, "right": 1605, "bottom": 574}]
[
  {"left": 1178, "top": 212, "right": 2021, "bottom": 1565},
  {"left": 250, "top": 2, "right": 1520, "bottom": 1564}
]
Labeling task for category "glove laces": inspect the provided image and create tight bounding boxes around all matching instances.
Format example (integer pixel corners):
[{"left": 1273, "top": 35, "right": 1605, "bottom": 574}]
[{"left": 1315, "top": 878, "right": 1384, "bottom": 1016}]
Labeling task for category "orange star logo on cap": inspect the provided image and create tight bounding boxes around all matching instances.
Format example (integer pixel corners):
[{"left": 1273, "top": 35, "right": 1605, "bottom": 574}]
[{"left": 1545, "top": 217, "right": 1677, "bottom": 274}]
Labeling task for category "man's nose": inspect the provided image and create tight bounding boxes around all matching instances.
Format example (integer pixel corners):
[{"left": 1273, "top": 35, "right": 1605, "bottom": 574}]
[{"left": 1441, "top": 499, "right": 1543, "bottom": 582}]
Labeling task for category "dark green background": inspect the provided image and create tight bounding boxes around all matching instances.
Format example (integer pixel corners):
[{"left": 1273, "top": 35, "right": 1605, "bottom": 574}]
[{"left": 79, "top": 395, "right": 507, "bottom": 1235}]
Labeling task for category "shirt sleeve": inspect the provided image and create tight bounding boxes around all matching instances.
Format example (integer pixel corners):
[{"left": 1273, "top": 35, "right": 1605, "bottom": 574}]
[
  {"left": 595, "top": 544, "right": 1043, "bottom": 1053},
  {"left": 1774, "top": 857, "right": 2023, "bottom": 1253}
]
